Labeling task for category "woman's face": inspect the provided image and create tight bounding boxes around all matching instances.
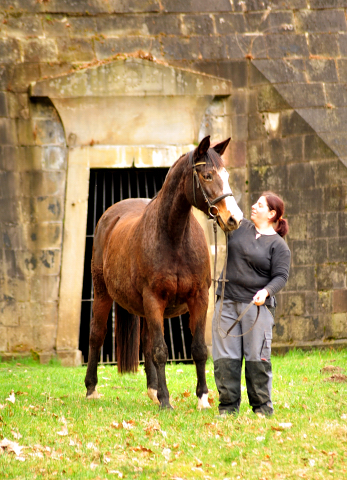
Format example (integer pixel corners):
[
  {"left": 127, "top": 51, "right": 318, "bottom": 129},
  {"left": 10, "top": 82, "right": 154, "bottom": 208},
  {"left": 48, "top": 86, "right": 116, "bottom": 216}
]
[{"left": 251, "top": 196, "right": 275, "bottom": 225}]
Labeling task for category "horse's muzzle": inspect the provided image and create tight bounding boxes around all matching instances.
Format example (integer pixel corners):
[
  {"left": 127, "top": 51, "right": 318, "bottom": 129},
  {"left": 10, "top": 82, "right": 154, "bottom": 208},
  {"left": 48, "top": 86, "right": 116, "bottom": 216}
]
[{"left": 227, "top": 216, "right": 242, "bottom": 231}]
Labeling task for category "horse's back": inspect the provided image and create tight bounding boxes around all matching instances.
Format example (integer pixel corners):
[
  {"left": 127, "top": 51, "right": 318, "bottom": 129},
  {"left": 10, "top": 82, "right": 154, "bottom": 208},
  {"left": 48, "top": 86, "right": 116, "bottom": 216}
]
[{"left": 93, "top": 198, "right": 151, "bottom": 266}]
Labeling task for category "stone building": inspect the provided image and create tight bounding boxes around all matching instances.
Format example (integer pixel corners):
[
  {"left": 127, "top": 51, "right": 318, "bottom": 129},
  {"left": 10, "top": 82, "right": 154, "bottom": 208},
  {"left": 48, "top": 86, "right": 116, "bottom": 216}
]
[{"left": 0, "top": 0, "right": 346, "bottom": 365}]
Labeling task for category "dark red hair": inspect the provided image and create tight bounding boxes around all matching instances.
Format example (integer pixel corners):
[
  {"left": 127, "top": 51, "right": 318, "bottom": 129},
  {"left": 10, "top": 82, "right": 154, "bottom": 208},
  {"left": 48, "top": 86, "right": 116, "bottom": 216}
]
[{"left": 263, "top": 191, "right": 289, "bottom": 238}]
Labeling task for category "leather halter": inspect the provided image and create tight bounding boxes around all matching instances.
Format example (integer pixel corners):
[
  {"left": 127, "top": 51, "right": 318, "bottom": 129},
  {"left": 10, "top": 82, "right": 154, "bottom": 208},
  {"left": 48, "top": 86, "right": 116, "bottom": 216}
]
[{"left": 189, "top": 151, "right": 234, "bottom": 221}]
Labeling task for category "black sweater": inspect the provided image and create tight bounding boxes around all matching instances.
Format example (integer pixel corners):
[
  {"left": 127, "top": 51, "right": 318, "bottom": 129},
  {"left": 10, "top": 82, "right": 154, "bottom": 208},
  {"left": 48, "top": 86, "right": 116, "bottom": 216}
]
[{"left": 216, "top": 219, "right": 291, "bottom": 306}]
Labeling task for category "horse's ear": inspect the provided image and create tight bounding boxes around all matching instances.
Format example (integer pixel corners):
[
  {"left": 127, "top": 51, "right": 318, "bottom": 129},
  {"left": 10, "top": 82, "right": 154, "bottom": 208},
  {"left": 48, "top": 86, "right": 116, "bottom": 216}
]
[
  {"left": 212, "top": 138, "right": 231, "bottom": 156},
  {"left": 196, "top": 136, "right": 210, "bottom": 157}
]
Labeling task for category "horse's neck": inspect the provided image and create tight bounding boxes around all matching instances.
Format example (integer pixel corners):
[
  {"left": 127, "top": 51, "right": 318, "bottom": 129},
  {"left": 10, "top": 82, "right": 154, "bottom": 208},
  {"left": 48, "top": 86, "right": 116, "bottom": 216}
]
[{"left": 155, "top": 158, "right": 192, "bottom": 244}]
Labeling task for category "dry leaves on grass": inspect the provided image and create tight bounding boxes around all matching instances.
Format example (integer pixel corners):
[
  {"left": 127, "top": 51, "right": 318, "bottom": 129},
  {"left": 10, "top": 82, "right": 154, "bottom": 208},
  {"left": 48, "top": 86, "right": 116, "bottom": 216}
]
[
  {"left": 324, "top": 374, "right": 347, "bottom": 383},
  {"left": 321, "top": 365, "right": 345, "bottom": 373}
]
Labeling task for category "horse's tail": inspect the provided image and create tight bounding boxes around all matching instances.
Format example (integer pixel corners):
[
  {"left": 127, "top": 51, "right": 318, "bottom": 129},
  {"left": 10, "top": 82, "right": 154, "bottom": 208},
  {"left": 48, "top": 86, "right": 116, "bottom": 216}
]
[{"left": 115, "top": 303, "right": 140, "bottom": 373}]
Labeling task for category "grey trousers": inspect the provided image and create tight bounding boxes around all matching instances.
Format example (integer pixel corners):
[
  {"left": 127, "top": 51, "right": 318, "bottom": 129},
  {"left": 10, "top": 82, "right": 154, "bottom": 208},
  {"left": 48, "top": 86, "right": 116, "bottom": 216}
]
[{"left": 212, "top": 298, "right": 275, "bottom": 415}]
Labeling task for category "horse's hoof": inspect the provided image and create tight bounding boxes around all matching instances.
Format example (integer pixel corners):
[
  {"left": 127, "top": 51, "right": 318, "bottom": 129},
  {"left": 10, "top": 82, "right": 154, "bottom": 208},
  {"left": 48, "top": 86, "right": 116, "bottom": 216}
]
[
  {"left": 86, "top": 389, "right": 101, "bottom": 399},
  {"left": 197, "top": 393, "right": 211, "bottom": 410},
  {"left": 147, "top": 388, "right": 160, "bottom": 405},
  {"left": 159, "top": 403, "right": 174, "bottom": 410}
]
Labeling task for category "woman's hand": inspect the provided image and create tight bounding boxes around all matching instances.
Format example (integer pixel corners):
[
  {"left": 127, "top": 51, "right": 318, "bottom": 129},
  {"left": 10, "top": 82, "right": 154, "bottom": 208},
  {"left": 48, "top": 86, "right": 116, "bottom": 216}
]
[{"left": 253, "top": 289, "right": 269, "bottom": 306}]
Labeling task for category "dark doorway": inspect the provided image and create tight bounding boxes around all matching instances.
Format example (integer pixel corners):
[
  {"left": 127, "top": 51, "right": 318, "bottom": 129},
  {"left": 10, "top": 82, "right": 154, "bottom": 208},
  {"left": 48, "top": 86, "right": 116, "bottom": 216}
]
[{"left": 79, "top": 168, "right": 193, "bottom": 364}]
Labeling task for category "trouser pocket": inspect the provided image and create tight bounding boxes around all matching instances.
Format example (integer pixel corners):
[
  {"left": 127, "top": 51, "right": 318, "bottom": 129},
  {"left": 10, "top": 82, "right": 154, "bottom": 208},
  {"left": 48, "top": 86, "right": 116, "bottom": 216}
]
[{"left": 260, "top": 331, "right": 272, "bottom": 361}]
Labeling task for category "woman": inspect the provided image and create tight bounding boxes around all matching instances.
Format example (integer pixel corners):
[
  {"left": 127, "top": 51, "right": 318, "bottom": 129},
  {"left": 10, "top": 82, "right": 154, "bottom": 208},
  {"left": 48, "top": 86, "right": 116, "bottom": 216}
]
[{"left": 212, "top": 192, "right": 290, "bottom": 417}]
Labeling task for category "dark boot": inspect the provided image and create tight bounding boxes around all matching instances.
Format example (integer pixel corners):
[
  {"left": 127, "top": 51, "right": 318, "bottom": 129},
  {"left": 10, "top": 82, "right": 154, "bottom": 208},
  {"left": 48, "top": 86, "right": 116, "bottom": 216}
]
[
  {"left": 214, "top": 358, "right": 242, "bottom": 414},
  {"left": 245, "top": 361, "right": 273, "bottom": 416}
]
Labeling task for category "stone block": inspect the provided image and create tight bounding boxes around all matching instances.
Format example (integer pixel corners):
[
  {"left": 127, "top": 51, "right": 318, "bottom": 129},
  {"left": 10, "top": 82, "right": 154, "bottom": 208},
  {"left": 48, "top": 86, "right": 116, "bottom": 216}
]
[
  {"left": 23, "top": 38, "right": 58, "bottom": 63},
  {"left": 249, "top": 164, "right": 289, "bottom": 192},
  {"left": 307, "top": 212, "right": 338, "bottom": 239},
  {"left": 317, "top": 264, "right": 346, "bottom": 291},
  {"left": 42, "top": 146, "right": 67, "bottom": 170},
  {"left": 295, "top": 10, "right": 347, "bottom": 33},
  {"left": 304, "top": 135, "right": 336, "bottom": 161},
  {"left": 19, "top": 171, "right": 66, "bottom": 197},
  {"left": 229, "top": 90, "right": 247, "bottom": 115},
  {"left": 96, "top": 15, "right": 146, "bottom": 37},
  {"left": 0, "top": 198, "right": 20, "bottom": 223},
  {"left": 0, "top": 299, "right": 19, "bottom": 327},
  {"left": 0, "top": 224, "right": 23, "bottom": 250},
  {"left": 30, "top": 275, "right": 60, "bottom": 303},
  {"left": 285, "top": 214, "right": 307, "bottom": 240},
  {"left": 0, "top": 326, "right": 7, "bottom": 352},
  {"left": 0, "top": 92, "right": 8, "bottom": 117},
  {"left": 182, "top": 14, "right": 214, "bottom": 35},
  {"left": 33, "top": 119, "right": 66, "bottom": 146},
  {"left": 215, "top": 13, "right": 247, "bottom": 34},
  {"left": 231, "top": 115, "right": 248, "bottom": 141},
  {"left": 324, "top": 84, "right": 347, "bottom": 107},
  {"left": 0, "top": 38, "right": 20, "bottom": 64},
  {"left": 328, "top": 237, "right": 347, "bottom": 263},
  {"left": 285, "top": 266, "right": 316, "bottom": 292},
  {"left": 224, "top": 35, "right": 248, "bottom": 60},
  {"left": 315, "top": 159, "right": 347, "bottom": 188},
  {"left": 280, "top": 292, "right": 306, "bottom": 316},
  {"left": 0, "top": 145, "right": 19, "bottom": 171},
  {"left": 329, "top": 313, "right": 347, "bottom": 339},
  {"left": 266, "top": 34, "right": 309, "bottom": 59},
  {"left": 257, "top": 84, "right": 290, "bottom": 112},
  {"left": 338, "top": 33, "right": 347, "bottom": 57},
  {"left": 95, "top": 36, "right": 161, "bottom": 60},
  {"left": 252, "top": 59, "right": 306, "bottom": 83},
  {"left": 161, "top": 0, "right": 232, "bottom": 13},
  {"left": 65, "top": 17, "right": 97, "bottom": 36},
  {"left": 250, "top": 63, "right": 268, "bottom": 86},
  {"left": 5, "top": 276, "right": 31, "bottom": 303},
  {"left": 282, "top": 111, "right": 314, "bottom": 137},
  {"left": 275, "top": 83, "right": 326, "bottom": 109},
  {"left": 0, "top": 118, "right": 17, "bottom": 145},
  {"left": 25, "top": 222, "right": 63, "bottom": 250},
  {"left": 245, "top": 12, "right": 270, "bottom": 32},
  {"left": 0, "top": 171, "right": 19, "bottom": 199},
  {"left": 288, "top": 163, "right": 315, "bottom": 190},
  {"left": 56, "top": 37, "right": 95, "bottom": 63},
  {"left": 217, "top": 61, "right": 248, "bottom": 87},
  {"left": 3, "top": 14, "right": 43, "bottom": 37},
  {"left": 56, "top": 349, "right": 82, "bottom": 367},
  {"left": 323, "top": 185, "right": 347, "bottom": 212},
  {"left": 292, "top": 238, "right": 328, "bottom": 266},
  {"left": 306, "top": 59, "right": 338, "bottom": 83},
  {"left": 10, "top": 63, "right": 41, "bottom": 93},
  {"left": 16, "top": 249, "right": 62, "bottom": 276},
  {"left": 333, "top": 289, "right": 347, "bottom": 314},
  {"left": 144, "top": 14, "right": 182, "bottom": 35},
  {"left": 282, "top": 136, "right": 304, "bottom": 163},
  {"left": 199, "top": 35, "right": 228, "bottom": 60},
  {"left": 338, "top": 211, "right": 347, "bottom": 237},
  {"left": 17, "top": 119, "right": 36, "bottom": 146},
  {"left": 268, "top": 11, "right": 295, "bottom": 33},
  {"left": 308, "top": 33, "right": 339, "bottom": 57},
  {"left": 229, "top": 141, "right": 246, "bottom": 168},
  {"left": 299, "top": 188, "right": 324, "bottom": 214},
  {"left": 0, "top": 64, "right": 12, "bottom": 91},
  {"left": 34, "top": 196, "right": 64, "bottom": 222}
]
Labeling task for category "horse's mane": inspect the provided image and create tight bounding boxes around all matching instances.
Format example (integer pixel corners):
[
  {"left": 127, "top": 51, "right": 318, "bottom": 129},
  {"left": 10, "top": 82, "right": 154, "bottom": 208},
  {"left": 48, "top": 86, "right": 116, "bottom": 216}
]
[{"left": 146, "top": 146, "right": 224, "bottom": 206}]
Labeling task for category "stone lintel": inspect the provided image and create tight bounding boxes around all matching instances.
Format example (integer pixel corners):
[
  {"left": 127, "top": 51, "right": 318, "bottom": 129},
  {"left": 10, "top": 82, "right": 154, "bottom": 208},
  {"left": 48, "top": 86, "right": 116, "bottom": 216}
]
[{"left": 30, "top": 58, "right": 233, "bottom": 99}]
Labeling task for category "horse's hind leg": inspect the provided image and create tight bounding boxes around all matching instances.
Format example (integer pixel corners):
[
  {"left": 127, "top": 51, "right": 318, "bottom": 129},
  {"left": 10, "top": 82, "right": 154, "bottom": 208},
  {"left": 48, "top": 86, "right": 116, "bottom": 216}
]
[
  {"left": 85, "top": 287, "right": 113, "bottom": 399},
  {"left": 141, "top": 318, "right": 159, "bottom": 404},
  {"left": 187, "top": 294, "right": 210, "bottom": 410}
]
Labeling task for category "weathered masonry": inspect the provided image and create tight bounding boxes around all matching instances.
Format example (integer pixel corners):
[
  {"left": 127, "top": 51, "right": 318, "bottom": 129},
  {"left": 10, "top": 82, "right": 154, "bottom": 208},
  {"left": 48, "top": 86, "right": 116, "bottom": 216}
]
[{"left": 0, "top": 1, "right": 346, "bottom": 364}]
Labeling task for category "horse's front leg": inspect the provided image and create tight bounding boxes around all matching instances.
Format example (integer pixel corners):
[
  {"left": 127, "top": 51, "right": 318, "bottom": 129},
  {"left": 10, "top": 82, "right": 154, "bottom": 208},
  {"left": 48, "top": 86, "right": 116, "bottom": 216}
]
[
  {"left": 143, "top": 293, "right": 171, "bottom": 409},
  {"left": 141, "top": 317, "right": 159, "bottom": 405},
  {"left": 187, "top": 292, "right": 210, "bottom": 410}
]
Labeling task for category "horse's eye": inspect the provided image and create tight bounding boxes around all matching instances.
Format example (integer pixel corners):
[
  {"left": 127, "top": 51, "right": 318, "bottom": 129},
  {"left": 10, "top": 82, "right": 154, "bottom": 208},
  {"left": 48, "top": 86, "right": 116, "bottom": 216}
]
[{"left": 202, "top": 172, "right": 213, "bottom": 182}]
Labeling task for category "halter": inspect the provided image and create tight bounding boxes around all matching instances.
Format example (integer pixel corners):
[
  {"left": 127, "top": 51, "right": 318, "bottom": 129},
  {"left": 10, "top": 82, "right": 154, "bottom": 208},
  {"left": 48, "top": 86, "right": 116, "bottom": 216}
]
[{"left": 189, "top": 151, "right": 234, "bottom": 224}]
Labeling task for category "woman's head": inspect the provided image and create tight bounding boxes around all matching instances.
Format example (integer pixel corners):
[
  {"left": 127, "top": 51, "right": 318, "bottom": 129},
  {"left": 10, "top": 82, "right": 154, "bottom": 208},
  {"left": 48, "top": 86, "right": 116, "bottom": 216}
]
[
  {"left": 262, "top": 191, "right": 288, "bottom": 237},
  {"left": 251, "top": 192, "right": 288, "bottom": 237}
]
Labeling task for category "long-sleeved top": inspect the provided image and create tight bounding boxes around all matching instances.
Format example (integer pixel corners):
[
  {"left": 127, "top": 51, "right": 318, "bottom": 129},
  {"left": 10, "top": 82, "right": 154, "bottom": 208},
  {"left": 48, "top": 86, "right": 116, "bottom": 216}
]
[{"left": 216, "top": 219, "right": 291, "bottom": 306}]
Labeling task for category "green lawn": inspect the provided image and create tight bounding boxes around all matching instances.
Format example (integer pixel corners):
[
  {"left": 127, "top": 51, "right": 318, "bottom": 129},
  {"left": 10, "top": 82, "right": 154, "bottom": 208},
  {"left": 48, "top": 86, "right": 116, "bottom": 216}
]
[{"left": 1, "top": 349, "right": 346, "bottom": 479}]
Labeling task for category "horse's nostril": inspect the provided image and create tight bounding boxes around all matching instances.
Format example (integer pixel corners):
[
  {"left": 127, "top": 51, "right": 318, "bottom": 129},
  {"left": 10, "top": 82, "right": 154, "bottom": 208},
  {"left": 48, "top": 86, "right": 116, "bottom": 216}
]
[{"left": 228, "top": 217, "right": 236, "bottom": 226}]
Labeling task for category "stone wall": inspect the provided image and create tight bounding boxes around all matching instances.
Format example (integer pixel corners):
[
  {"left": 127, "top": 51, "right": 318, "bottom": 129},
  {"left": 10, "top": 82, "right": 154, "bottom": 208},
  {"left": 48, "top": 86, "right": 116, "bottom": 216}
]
[{"left": 0, "top": 0, "right": 346, "bottom": 359}]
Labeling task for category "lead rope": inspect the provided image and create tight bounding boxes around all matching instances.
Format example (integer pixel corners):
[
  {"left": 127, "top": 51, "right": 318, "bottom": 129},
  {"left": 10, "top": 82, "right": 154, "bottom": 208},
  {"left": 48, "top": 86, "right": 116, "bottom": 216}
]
[{"left": 214, "top": 227, "right": 261, "bottom": 339}]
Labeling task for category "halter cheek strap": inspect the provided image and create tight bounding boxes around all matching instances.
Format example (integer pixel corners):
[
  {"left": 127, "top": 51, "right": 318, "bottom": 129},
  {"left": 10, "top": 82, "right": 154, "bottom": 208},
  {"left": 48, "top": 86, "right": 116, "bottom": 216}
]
[{"left": 189, "top": 151, "right": 234, "bottom": 221}]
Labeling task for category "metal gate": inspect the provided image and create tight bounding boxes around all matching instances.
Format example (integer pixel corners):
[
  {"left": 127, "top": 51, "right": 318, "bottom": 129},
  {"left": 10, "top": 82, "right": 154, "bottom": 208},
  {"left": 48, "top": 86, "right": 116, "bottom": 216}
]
[{"left": 79, "top": 168, "right": 193, "bottom": 364}]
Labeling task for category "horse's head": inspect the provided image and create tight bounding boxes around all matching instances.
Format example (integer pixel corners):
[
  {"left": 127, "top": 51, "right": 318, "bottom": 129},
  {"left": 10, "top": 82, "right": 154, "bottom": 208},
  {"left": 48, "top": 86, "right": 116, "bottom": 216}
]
[{"left": 187, "top": 136, "right": 243, "bottom": 232}]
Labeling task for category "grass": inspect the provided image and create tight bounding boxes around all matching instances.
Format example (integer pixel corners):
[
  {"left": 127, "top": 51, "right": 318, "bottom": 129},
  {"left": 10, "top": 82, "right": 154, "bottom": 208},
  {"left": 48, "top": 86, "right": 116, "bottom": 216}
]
[{"left": 0, "top": 349, "right": 347, "bottom": 479}]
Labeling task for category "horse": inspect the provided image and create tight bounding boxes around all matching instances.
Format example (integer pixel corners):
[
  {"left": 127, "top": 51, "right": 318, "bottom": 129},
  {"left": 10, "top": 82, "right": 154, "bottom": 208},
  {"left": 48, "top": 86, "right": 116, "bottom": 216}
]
[{"left": 84, "top": 136, "right": 243, "bottom": 409}]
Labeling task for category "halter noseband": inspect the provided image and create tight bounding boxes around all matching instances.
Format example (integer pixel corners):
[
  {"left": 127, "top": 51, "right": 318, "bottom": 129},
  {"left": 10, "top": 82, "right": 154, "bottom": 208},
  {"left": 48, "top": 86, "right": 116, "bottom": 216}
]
[{"left": 189, "top": 151, "right": 234, "bottom": 221}]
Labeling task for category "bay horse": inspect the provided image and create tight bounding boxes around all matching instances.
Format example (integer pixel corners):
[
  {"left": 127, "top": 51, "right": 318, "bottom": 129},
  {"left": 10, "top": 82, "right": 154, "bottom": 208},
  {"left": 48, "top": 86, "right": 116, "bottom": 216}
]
[{"left": 84, "top": 136, "right": 243, "bottom": 409}]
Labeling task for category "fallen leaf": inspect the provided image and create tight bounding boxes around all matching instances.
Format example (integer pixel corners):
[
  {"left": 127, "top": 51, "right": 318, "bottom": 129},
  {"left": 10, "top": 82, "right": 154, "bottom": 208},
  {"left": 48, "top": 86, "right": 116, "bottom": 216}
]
[
  {"left": 57, "top": 425, "right": 68, "bottom": 436},
  {"left": 6, "top": 390, "right": 15, "bottom": 404},
  {"left": 278, "top": 422, "right": 292, "bottom": 429},
  {"left": 182, "top": 390, "right": 190, "bottom": 398},
  {"left": 0, "top": 438, "right": 23, "bottom": 456},
  {"left": 11, "top": 431, "right": 22, "bottom": 440}
]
